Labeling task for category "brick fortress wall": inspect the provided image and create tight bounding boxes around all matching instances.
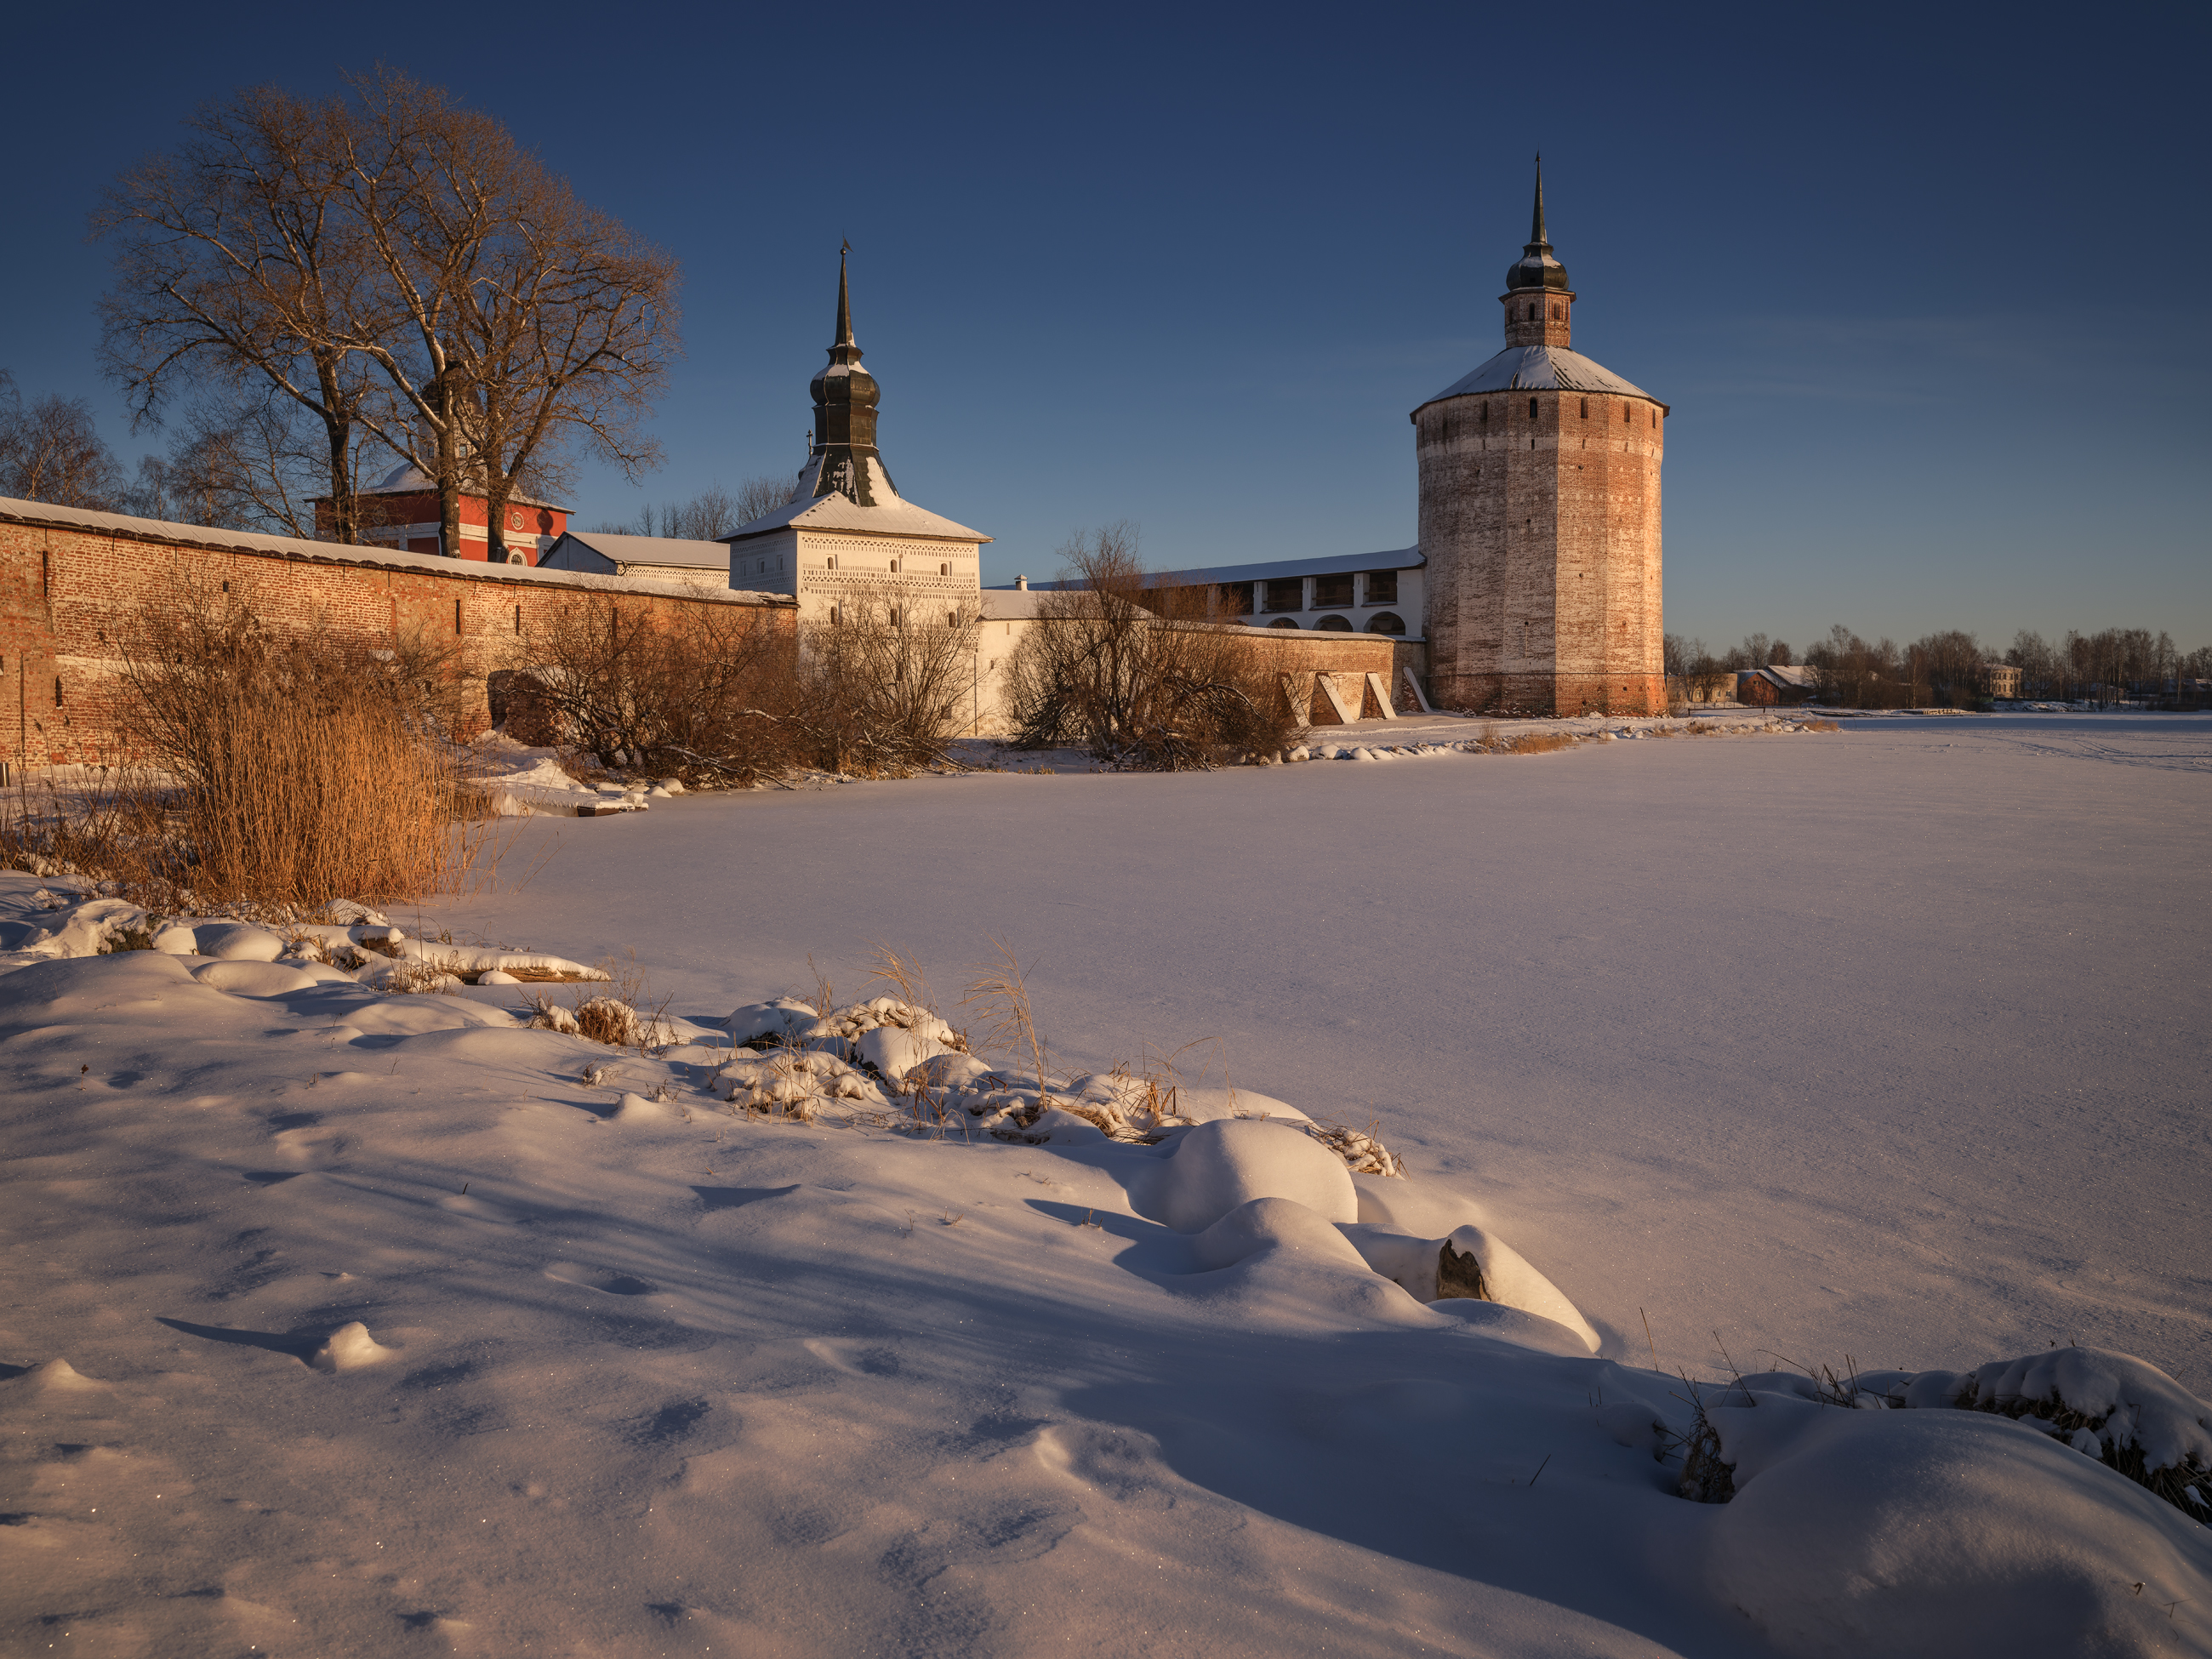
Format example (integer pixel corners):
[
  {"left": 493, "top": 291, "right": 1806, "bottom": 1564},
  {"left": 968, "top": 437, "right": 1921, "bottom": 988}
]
[
  {"left": 1416, "top": 389, "right": 1664, "bottom": 716},
  {"left": 0, "top": 502, "right": 795, "bottom": 769}
]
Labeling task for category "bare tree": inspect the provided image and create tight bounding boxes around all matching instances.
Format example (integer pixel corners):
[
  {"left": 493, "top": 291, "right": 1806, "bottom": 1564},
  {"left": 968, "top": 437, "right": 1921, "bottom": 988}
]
[
  {"left": 334, "top": 70, "right": 680, "bottom": 561},
  {"left": 1006, "top": 522, "right": 1300, "bottom": 768},
  {"left": 94, "top": 86, "right": 389, "bottom": 542},
  {"left": 0, "top": 377, "right": 123, "bottom": 508}
]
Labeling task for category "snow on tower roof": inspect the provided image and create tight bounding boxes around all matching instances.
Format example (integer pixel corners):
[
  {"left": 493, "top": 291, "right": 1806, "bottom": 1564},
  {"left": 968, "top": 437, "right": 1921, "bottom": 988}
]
[
  {"left": 719, "top": 455, "right": 990, "bottom": 545},
  {"left": 1417, "top": 345, "right": 1668, "bottom": 413}
]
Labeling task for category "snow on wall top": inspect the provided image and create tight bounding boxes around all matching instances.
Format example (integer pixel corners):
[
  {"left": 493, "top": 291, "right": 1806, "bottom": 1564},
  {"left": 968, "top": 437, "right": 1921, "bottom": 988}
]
[
  {"left": 0, "top": 496, "right": 786, "bottom": 606},
  {"left": 1417, "top": 345, "right": 1662, "bottom": 411}
]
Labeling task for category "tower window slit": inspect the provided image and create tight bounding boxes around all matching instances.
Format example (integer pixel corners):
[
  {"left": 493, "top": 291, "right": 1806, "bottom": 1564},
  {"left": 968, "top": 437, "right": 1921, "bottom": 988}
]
[
  {"left": 1580, "top": 398, "right": 1588, "bottom": 419},
  {"left": 1528, "top": 397, "right": 1538, "bottom": 419}
]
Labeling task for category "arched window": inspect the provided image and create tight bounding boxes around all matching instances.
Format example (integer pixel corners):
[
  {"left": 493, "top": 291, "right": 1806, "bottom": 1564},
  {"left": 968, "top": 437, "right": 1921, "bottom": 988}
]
[
  {"left": 890, "top": 557, "right": 902, "bottom": 573},
  {"left": 826, "top": 554, "right": 839, "bottom": 570},
  {"left": 1314, "top": 613, "right": 1353, "bottom": 633},
  {"left": 1268, "top": 616, "right": 1300, "bottom": 630},
  {"left": 1365, "top": 612, "right": 1405, "bottom": 636},
  {"left": 939, "top": 562, "right": 949, "bottom": 576},
  {"left": 1623, "top": 405, "right": 1631, "bottom": 425},
  {"left": 1551, "top": 304, "right": 1562, "bottom": 321}
]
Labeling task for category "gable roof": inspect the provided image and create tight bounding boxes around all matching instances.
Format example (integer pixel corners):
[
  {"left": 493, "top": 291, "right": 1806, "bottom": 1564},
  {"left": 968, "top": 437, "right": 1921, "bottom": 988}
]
[{"left": 545, "top": 531, "right": 727, "bottom": 570}]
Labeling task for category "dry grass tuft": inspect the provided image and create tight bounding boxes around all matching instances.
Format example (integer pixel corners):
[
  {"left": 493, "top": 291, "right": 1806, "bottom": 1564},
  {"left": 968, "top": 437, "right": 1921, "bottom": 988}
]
[{"left": 963, "top": 938, "right": 1053, "bottom": 1086}]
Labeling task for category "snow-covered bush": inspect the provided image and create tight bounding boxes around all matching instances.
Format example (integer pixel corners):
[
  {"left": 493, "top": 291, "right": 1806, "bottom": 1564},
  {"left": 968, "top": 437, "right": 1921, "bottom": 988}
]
[{"left": 1673, "top": 1347, "right": 2212, "bottom": 1523}]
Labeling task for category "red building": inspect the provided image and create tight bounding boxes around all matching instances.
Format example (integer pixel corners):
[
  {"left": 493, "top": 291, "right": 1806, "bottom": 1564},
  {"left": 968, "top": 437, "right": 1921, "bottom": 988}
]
[{"left": 315, "top": 463, "right": 568, "bottom": 565}]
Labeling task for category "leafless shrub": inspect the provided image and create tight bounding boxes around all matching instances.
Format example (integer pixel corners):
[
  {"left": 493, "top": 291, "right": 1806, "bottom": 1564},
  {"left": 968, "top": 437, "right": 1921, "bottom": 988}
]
[
  {"left": 515, "top": 594, "right": 795, "bottom": 784},
  {"left": 1005, "top": 523, "right": 1303, "bottom": 769},
  {"left": 788, "top": 598, "right": 980, "bottom": 776},
  {"left": 0, "top": 769, "right": 181, "bottom": 903}
]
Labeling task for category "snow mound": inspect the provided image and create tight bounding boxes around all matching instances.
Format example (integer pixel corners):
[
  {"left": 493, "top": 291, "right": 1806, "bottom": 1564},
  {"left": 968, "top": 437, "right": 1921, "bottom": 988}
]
[
  {"left": 794, "top": 998, "right": 961, "bottom": 1076},
  {"left": 612, "top": 1091, "right": 671, "bottom": 1122},
  {"left": 1135, "top": 1118, "right": 1357, "bottom": 1233},
  {"left": 191, "top": 960, "right": 322, "bottom": 997},
  {"left": 1706, "top": 1405, "right": 2212, "bottom": 1657},
  {"left": 1950, "top": 1347, "right": 2212, "bottom": 1476},
  {"left": 1351, "top": 1172, "right": 1488, "bottom": 1234},
  {"left": 1337, "top": 1222, "right": 1600, "bottom": 1352},
  {"left": 1194, "top": 1196, "right": 1371, "bottom": 1273},
  {"left": 1442, "top": 1223, "right": 1599, "bottom": 1352},
  {"left": 15, "top": 1357, "right": 105, "bottom": 1392},
  {"left": 715, "top": 1048, "right": 890, "bottom": 1119},
  {"left": 192, "top": 922, "right": 288, "bottom": 961},
  {"left": 0, "top": 951, "right": 217, "bottom": 1032},
  {"left": 727, "top": 997, "right": 818, "bottom": 1046},
  {"left": 309, "top": 1321, "right": 393, "bottom": 1373},
  {"left": 14, "top": 896, "right": 157, "bottom": 960}
]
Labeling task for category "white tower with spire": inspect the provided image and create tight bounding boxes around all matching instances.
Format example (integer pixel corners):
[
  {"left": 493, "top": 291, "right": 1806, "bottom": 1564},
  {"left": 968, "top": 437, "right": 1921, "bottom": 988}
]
[{"left": 721, "top": 249, "right": 990, "bottom": 621}]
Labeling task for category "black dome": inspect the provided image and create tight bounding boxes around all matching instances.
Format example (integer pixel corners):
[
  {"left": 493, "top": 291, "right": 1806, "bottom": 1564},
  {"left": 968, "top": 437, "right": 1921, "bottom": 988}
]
[{"left": 1506, "top": 248, "right": 1571, "bottom": 292}]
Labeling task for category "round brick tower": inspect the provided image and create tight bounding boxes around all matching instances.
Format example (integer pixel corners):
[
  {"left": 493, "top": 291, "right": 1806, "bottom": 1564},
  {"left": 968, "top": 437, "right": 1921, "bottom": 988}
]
[{"left": 1413, "top": 164, "right": 1668, "bottom": 715}]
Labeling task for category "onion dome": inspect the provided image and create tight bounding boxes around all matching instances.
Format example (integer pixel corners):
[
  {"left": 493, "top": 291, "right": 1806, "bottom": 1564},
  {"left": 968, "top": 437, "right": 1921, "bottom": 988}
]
[{"left": 1504, "top": 157, "right": 1571, "bottom": 293}]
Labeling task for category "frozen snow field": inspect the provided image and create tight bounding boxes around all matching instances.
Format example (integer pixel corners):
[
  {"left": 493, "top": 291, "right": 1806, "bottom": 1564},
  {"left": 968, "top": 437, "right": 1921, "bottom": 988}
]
[{"left": 3, "top": 712, "right": 2207, "bottom": 1656}]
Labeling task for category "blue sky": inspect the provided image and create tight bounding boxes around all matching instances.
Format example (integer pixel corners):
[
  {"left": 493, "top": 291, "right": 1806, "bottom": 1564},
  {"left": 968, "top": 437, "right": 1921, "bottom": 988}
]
[{"left": 3, "top": 0, "right": 2205, "bottom": 652}]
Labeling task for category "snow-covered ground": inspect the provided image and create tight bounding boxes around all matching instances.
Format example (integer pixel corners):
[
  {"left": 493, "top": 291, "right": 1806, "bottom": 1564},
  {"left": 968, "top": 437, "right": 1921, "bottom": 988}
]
[{"left": 3, "top": 711, "right": 2207, "bottom": 1656}]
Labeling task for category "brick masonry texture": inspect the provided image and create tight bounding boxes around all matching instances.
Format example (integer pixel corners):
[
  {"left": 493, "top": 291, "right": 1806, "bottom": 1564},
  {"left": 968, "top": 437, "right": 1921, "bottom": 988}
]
[
  {"left": 1415, "top": 294, "right": 1665, "bottom": 718},
  {"left": 1, "top": 506, "right": 794, "bottom": 768}
]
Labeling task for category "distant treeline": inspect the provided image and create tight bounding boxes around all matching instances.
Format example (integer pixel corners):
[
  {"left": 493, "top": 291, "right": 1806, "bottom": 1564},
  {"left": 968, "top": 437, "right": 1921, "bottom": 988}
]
[{"left": 1667, "top": 627, "right": 2212, "bottom": 710}]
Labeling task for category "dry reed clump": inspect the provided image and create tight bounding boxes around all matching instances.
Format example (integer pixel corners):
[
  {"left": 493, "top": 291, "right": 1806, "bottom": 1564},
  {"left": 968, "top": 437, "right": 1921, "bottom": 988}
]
[
  {"left": 1468, "top": 726, "right": 1579, "bottom": 756},
  {"left": 1800, "top": 716, "right": 1841, "bottom": 733},
  {"left": 116, "top": 591, "right": 490, "bottom": 909}
]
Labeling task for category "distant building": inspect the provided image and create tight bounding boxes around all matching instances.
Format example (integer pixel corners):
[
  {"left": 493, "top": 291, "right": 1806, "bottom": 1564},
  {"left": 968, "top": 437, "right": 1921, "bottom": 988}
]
[
  {"left": 538, "top": 531, "right": 728, "bottom": 589},
  {"left": 1987, "top": 662, "right": 2023, "bottom": 698},
  {"left": 1411, "top": 163, "right": 1668, "bottom": 715},
  {"left": 315, "top": 462, "right": 568, "bottom": 564},
  {"left": 1737, "top": 664, "right": 1817, "bottom": 706},
  {"left": 992, "top": 548, "right": 1424, "bottom": 639}
]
